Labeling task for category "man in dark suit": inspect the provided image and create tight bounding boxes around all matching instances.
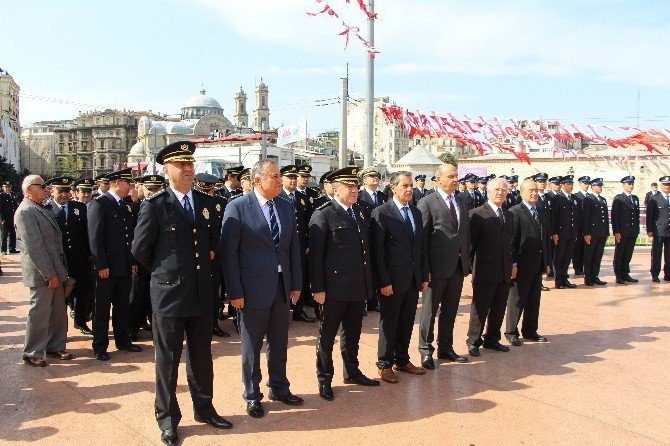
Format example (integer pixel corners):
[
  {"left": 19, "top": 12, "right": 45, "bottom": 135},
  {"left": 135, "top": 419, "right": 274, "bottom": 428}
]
[
  {"left": 1, "top": 181, "right": 20, "bottom": 254},
  {"left": 133, "top": 142, "right": 232, "bottom": 446},
  {"left": 88, "top": 168, "right": 142, "bottom": 361},
  {"left": 572, "top": 176, "right": 591, "bottom": 276},
  {"left": 412, "top": 175, "right": 430, "bottom": 205},
  {"left": 466, "top": 177, "right": 514, "bottom": 356},
  {"left": 611, "top": 175, "right": 640, "bottom": 284},
  {"left": 505, "top": 178, "right": 549, "bottom": 346},
  {"left": 582, "top": 178, "right": 609, "bottom": 286},
  {"left": 460, "top": 174, "right": 484, "bottom": 212},
  {"left": 551, "top": 175, "right": 578, "bottom": 289},
  {"left": 417, "top": 163, "right": 471, "bottom": 368},
  {"left": 371, "top": 171, "right": 429, "bottom": 383},
  {"left": 310, "top": 167, "right": 379, "bottom": 401},
  {"left": 645, "top": 182, "right": 660, "bottom": 206},
  {"left": 222, "top": 159, "right": 304, "bottom": 418},
  {"left": 533, "top": 172, "right": 551, "bottom": 291},
  {"left": 48, "top": 177, "right": 92, "bottom": 335},
  {"left": 646, "top": 176, "right": 670, "bottom": 282}
]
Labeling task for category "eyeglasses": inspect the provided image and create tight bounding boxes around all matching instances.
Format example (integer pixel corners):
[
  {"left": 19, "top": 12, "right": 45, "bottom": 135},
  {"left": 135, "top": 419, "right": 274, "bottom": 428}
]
[{"left": 30, "top": 183, "right": 47, "bottom": 189}]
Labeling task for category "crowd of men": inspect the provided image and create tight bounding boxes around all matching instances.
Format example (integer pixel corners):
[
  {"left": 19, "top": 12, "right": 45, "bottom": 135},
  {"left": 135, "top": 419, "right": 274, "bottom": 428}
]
[{"left": 8, "top": 139, "right": 670, "bottom": 446}]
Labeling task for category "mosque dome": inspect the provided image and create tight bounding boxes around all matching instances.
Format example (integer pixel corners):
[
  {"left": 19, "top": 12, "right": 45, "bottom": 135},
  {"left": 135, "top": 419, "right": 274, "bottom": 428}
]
[{"left": 181, "top": 88, "right": 224, "bottom": 119}]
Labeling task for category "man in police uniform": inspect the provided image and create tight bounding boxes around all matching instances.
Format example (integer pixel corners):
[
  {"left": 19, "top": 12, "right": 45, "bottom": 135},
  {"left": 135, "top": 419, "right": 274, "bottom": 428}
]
[
  {"left": 611, "top": 175, "right": 640, "bottom": 284},
  {"left": 1, "top": 181, "right": 20, "bottom": 254},
  {"left": 74, "top": 179, "right": 95, "bottom": 207},
  {"left": 297, "top": 164, "right": 318, "bottom": 202},
  {"left": 310, "top": 167, "right": 379, "bottom": 401},
  {"left": 572, "top": 176, "right": 591, "bottom": 276},
  {"left": 412, "top": 175, "right": 429, "bottom": 205},
  {"left": 94, "top": 173, "right": 111, "bottom": 197},
  {"left": 132, "top": 141, "right": 231, "bottom": 445},
  {"left": 582, "top": 178, "right": 609, "bottom": 286},
  {"left": 357, "top": 167, "right": 388, "bottom": 212},
  {"left": 48, "top": 177, "right": 92, "bottom": 334},
  {"left": 312, "top": 171, "right": 335, "bottom": 209},
  {"left": 88, "top": 168, "right": 142, "bottom": 360},
  {"left": 505, "top": 175, "right": 521, "bottom": 209},
  {"left": 551, "top": 175, "right": 578, "bottom": 289},
  {"left": 218, "top": 166, "right": 243, "bottom": 199},
  {"left": 195, "top": 172, "right": 231, "bottom": 337},
  {"left": 280, "top": 165, "right": 316, "bottom": 323},
  {"left": 544, "top": 176, "right": 561, "bottom": 278},
  {"left": 646, "top": 175, "right": 670, "bottom": 282}
]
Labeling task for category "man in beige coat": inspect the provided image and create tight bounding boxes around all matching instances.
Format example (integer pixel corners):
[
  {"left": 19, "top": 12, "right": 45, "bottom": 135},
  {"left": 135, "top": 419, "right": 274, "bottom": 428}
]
[{"left": 15, "top": 174, "right": 71, "bottom": 367}]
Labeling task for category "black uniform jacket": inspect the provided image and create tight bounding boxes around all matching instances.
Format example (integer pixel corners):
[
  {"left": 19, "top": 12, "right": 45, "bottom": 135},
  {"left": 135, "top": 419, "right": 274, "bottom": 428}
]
[
  {"left": 54, "top": 200, "right": 91, "bottom": 274},
  {"left": 611, "top": 193, "right": 640, "bottom": 237},
  {"left": 583, "top": 194, "right": 610, "bottom": 238},
  {"left": 88, "top": 192, "right": 135, "bottom": 277},
  {"left": 550, "top": 192, "right": 577, "bottom": 238},
  {"left": 646, "top": 194, "right": 670, "bottom": 237}
]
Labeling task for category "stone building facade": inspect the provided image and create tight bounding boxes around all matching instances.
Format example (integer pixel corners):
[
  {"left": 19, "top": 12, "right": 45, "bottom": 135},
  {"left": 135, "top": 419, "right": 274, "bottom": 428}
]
[
  {"left": 20, "top": 120, "right": 72, "bottom": 175},
  {"left": 0, "top": 69, "right": 21, "bottom": 168}
]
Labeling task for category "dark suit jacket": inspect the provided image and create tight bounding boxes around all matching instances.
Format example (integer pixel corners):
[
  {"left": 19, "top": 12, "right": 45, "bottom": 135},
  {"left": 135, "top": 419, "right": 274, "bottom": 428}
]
[
  {"left": 309, "top": 200, "right": 373, "bottom": 302},
  {"left": 469, "top": 203, "right": 514, "bottom": 284},
  {"left": 132, "top": 188, "right": 219, "bottom": 317},
  {"left": 611, "top": 193, "right": 640, "bottom": 237},
  {"left": 88, "top": 192, "right": 135, "bottom": 277},
  {"left": 221, "top": 191, "right": 301, "bottom": 309},
  {"left": 417, "top": 190, "right": 470, "bottom": 279},
  {"left": 646, "top": 193, "right": 670, "bottom": 237},
  {"left": 412, "top": 188, "right": 430, "bottom": 206},
  {"left": 550, "top": 192, "right": 577, "bottom": 238},
  {"left": 509, "top": 203, "right": 548, "bottom": 275},
  {"left": 357, "top": 188, "right": 387, "bottom": 213},
  {"left": 371, "top": 200, "right": 428, "bottom": 294},
  {"left": 0, "top": 191, "right": 19, "bottom": 221},
  {"left": 645, "top": 190, "right": 660, "bottom": 206},
  {"left": 583, "top": 194, "right": 610, "bottom": 238},
  {"left": 52, "top": 200, "right": 90, "bottom": 275},
  {"left": 280, "top": 189, "right": 309, "bottom": 255}
]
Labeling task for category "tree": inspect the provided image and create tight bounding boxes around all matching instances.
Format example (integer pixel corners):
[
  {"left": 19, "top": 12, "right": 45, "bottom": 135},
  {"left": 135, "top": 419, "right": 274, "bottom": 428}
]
[
  {"left": 438, "top": 152, "right": 458, "bottom": 166},
  {"left": 0, "top": 155, "right": 23, "bottom": 189},
  {"left": 56, "top": 155, "right": 80, "bottom": 178}
]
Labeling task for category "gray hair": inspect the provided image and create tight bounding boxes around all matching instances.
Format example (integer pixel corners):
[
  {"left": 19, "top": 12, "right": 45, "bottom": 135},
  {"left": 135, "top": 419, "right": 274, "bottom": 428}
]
[
  {"left": 487, "top": 177, "right": 509, "bottom": 194},
  {"left": 519, "top": 178, "right": 537, "bottom": 193},
  {"left": 251, "top": 159, "right": 277, "bottom": 181},
  {"left": 434, "top": 163, "right": 457, "bottom": 179},
  {"left": 388, "top": 170, "right": 412, "bottom": 187},
  {"left": 21, "top": 174, "right": 43, "bottom": 193}
]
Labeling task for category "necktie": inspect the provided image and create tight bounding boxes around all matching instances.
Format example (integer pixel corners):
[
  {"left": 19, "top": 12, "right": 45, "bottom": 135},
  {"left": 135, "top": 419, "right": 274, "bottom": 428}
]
[
  {"left": 289, "top": 192, "right": 295, "bottom": 203},
  {"left": 372, "top": 191, "right": 378, "bottom": 205},
  {"left": 401, "top": 206, "right": 414, "bottom": 239},
  {"left": 347, "top": 207, "right": 358, "bottom": 225},
  {"left": 58, "top": 205, "right": 66, "bottom": 226},
  {"left": 267, "top": 200, "right": 280, "bottom": 249},
  {"left": 497, "top": 207, "right": 505, "bottom": 223},
  {"left": 183, "top": 195, "right": 194, "bottom": 226},
  {"left": 666, "top": 195, "right": 670, "bottom": 205},
  {"left": 531, "top": 206, "right": 539, "bottom": 224},
  {"left": 448, "top": 195, "right": 458, "bottom": 228},
  {"left": 630, "top": 195, "right": 635, "bottom": 205}
]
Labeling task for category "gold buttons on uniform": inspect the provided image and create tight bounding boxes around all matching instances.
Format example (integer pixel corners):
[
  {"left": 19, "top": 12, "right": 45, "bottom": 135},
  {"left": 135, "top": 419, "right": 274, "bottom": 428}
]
[
  {"left": 195, "top": 253, "right": 199, "bottom": 258},
  {"left": 196, "top": 265, "right": 201, "bottom": 270},
  {"left": 194, "top": 241, "right": 198, "bottom": 246},
  {"left": 193, "top": 229, "right": 197, "bottom": 233}
]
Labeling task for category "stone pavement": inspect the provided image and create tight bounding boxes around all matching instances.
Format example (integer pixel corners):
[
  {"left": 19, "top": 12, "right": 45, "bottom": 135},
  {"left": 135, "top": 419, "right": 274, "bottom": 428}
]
[{"left": 1, "top": 248, "right": 668, "bottom": 446}]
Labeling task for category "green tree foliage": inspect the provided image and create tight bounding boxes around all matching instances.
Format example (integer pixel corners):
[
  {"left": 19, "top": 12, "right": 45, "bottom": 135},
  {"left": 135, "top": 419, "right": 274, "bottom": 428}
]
[
  {"left": 438, "top": 152, "right": 458, "bottom": 166},
  {"left": 0, "top": 155, "right": 23, "bottom": 189}
]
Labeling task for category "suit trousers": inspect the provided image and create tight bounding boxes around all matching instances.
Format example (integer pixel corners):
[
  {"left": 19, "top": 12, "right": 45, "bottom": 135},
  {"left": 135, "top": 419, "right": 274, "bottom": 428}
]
[
  {"left": 238, "top": 274, "right": 291, "bottom": 402},
  {"left": 467, "top": 281, "right": 511, "bottom": 347},
  {"left": 1, "top": 218, "right": 16, "bottom": 252},
  {"left": 317, "top": 299, "right": 366, "bottom": 384},
  {"left": 376, "top": 284, "right": 419, "bottom": 369},
  {"left": 92, "top": 276, "right": 132, "bottom": 352},
  {"left": 573, "top": 233, "right": 585, "bottom": 273},
  {"left": 23, "top": 284, "right": 67, "bottom": 358},
  {"left": 71, "top": 269, "right": 92, "bottom": 326},
  {"left": 418, "top": 266, "right": 465, "bottom": 356},
  {"left": 210, "top": 258, "right": 223, "bottom": 328},
  {"left": 650, "top": 236, "right": 670, "bottom": 278},
  {"left": 153, "top": 313, "right": 215, "bottom": 431},
  {"left": 129, "top": 272, "right": 151, "bottom": 335},
  {"left": 504, "top": 273, "right": 542, "bottom": 339},
  {"left": 553, "top": 237, "right": 576, "bottom": 285},
  {"left": 291, "top": 254, "right": 309, "bottom": 313},
  {"left": 613, "top": 236, "right": 637, "bottom": 279},
  {"left": 584, "top": 236, "right": 607, "bottom": 282}
]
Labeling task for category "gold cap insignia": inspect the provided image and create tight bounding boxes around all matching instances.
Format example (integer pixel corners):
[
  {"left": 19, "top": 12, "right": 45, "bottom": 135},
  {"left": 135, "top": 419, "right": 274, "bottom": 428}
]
[
  {"left": 352, "top": 169, "right": 357, "bottom": 175},
  {"left": 203, "top": 208, "right": 210, "bottom": 220},
  {"left": 181, "top": 144, "right": 188, "bottom": 150}
]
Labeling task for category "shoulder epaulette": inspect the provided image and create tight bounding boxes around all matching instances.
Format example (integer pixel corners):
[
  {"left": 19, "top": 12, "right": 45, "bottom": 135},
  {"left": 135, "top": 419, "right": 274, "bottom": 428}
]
[
  {"left": 95, "top": 194, "right": 106, "bottom": 200},
  {"left": 193, "top": 189, "right": 213, "bottom": 199},
  {"left": 316, "top": 201, "right": 332, "bottom": 211},
  {"left": 146, "top": 189, "right": 167, "bottom": 201},
  {"left": 229, "top": 193, "right": 243, "bottom": 201}
]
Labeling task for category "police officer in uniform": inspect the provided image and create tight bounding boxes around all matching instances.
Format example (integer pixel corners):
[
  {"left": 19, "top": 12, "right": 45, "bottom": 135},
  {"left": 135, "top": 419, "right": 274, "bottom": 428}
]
[
  {"left": 132, "top": 141, "right": 232, "bottom": 445},
  {"left": 646, "top": 175, "right": 670, "bottom": 282},
  {"left": 93, "top": 173, "right": 111, "bottom": 198},
  {"left": 412, "top": 175, "right": 430, "bottom": 205},
  {"left": 218, "top": 166, "right": 244, "bottom": 200},
  {"left": 572, "top": 176, "right": 591, "bottom": 276},
  {"left": 611, "top": 175, "right": 640, "bottom": 284},
  {"left": 312, "top": 171, "right": 335, "bottom": 209},
  {"left": 297, "top": 164, "right": 319, "bottom": 202},
  {"left": 1, "top": 181, "right": 20, "bottom": 254},
  {"left": 74, "top": 178, "right": 95, "bottom": 207},
  {"left": 48, "top": 177, "right": 93, "bottom": 334},
  {"left": 195, "top": 173, "right": 231, "bottom": 337},
  {"left": 551, "top": 175, "right": 578, "bottom": 289},
  {"left": 582, "top": 178, "right": 609, "bottom": 286},
  {"left": 505, "top": 175, "right": 521, "bottom": 209},
  {"left": 88, "top": 168, "right": 142, "bottom": 361}
]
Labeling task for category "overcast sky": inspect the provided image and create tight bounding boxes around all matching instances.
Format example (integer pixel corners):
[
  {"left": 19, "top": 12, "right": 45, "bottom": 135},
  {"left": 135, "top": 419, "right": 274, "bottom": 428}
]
[{"left": 6, "top": 0, "right": 670, "bottom": 134}]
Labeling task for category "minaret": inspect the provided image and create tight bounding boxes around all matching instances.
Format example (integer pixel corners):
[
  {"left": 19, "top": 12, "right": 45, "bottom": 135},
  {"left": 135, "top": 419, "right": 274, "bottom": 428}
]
[
  {"left": 233, "top": 86, "right": 249, "bottom": 128},
  {"left": 253, "top": 78, "right": 270, "bottom": 131}
]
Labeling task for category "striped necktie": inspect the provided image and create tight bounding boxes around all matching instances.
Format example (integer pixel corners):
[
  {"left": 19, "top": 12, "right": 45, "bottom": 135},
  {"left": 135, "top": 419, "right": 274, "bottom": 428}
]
[{"left": 267, "top": 200, "right": 280, "bottom": 249}]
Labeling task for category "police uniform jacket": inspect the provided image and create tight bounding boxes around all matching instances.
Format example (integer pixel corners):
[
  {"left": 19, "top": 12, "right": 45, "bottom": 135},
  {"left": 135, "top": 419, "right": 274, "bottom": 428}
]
[
  {"left": 611, "top": 193, "right": 640, "bottom": 237},
  {"left": 646, "top": 194, "right": 670, "bottom": 237},
  {"left": 88, "top": 192, "right": 135, "bottom": 277},
  {"left": 131, "top": 188, "right": 219, "bottom": 317},
  {"left": 0, "top": 191, "right": 19, "bottom": 221},
  {"left": 412, "top": 187, "right": 430, "bottom": 206},
  {"left": 574, "top": 190, "right": 589, "bottom": 233},
  {"left": 309, "top": 200, "right": 373, "bottom": 302},
  {"left": 280, "top": 190, "right": 310, "bottom": 254},
  {"left": 52, "top": 200, "right": 90, "bottom": 274},
  {"left": 550, "top": 192, "right": 577, "bottom": 238},
  {"left": 357, "top": 188, "right": 387, "bottom": 212},
  {"left": 583, "top": 194, "right": 610, "bottom": 238}
]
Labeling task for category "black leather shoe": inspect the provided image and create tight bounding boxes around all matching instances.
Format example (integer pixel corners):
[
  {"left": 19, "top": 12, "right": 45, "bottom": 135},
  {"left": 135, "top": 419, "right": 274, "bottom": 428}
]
[
  {"left": 421, "top": 355, "right": 435, "bottom": 369},
  {"left": 483, "top": 343, "right": 510, "bottom": 352},
  {"left": 616, "top": 278, "right": 626, "bottom": 284},
  {"left": 95, "top": 351, "right": 110, "bottom": 361},
  {"left": 564, "top": 281, "right": 577, "bottom": 288},
  {"left": 555, "top": 284, "right": 565, "bottom": 289},
  {"left": 246, "top": 401, "right": 265, "bottom": 418},
  {"left": 594, "top": 278, "right": 607, "bottom": 285},
  {"left": 194, "top": 413, "right": 233, "bottom": 429},
  {"left": 268, "top": 391, "right": 304, "bottom": 406},
  {"left": 652, "top": 277, "right": 660, "bottom": 283},
  {"left": 161, "top": 428, "right": 178, "bottom": 446},
  {"left": 73, "top": 323, "right": 92, "bottom": 335},
  {"left": 344, "top": 374, "right": 380, "bottom": 386},
  {"left": 584, "top": 281, "right": 594, "bottom": 286},
  {"left": 523, "top": 334, "right": 548, "bottom": 342},
  {"left": 540, "top": 285, "right": 550, "bottom": 291},
  {"left": 624, "top": 276, "right": 638, "bottom": 283},
  {"left": 508, "top": 337, "right": 522, "bottom": 347},
  {"left": 117, "top": 343, "right": 142, "bottom": 352},
  {"left": 9, "top": 249, "right": 20, "bottom": 254},
  {"left": 292, "top": 310, "right": 316, "bottom": 323},
  {"left": 468, "top": 346, "right": 481, "bottom": 357},
  {"left": 367, "top": 304, "right": 381, "bottom": 312},
  {"left": 319, "top": 384, "right": 334, "bottom": 401},
  {"left": 437, "top": 350, "right": 469, "bottom": 363},
  {"left": 212, "top": 327, "right": 230, "bottom": 337}
]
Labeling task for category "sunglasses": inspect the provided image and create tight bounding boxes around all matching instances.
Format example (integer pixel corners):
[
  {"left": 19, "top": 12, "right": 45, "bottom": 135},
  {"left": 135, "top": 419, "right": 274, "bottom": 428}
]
[{"left": 30, "top": 183, "right": 47, "bottom": 189}]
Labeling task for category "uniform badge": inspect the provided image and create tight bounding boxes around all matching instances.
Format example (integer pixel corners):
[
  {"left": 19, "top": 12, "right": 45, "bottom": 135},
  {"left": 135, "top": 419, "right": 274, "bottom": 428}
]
[
  {"left": 301, "top": 199, "right": 305, "bottom": 206},
  {"left": 215, "top": 203, "right": 221, "bottom": 212},
  {"left": 203, "top": 208, "right": 210, "bottom": 220},
  {"left": 73, "top": 208, "right": 80, "bottom": 216},
  {"left": 359, "top": 211, "right": 364, "bottom": 220},
  {"left": 126, "top": 205, "right": 132, "bottom": 213},
  {"left": 309, "top": 197, "right": 314, "bottom": 203}
]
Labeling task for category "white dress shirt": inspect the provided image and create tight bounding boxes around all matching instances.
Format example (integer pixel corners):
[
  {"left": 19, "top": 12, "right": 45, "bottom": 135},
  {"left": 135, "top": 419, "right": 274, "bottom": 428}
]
[
  {"left": 436, "top": 187, "right": 461, "bottom": 227},
  {"left": 392, "top": 197, "right": 415, "bottom": 232}
]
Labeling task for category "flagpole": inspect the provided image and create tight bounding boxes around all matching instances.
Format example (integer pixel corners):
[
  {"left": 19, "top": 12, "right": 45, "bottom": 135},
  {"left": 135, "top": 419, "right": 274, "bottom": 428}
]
[{"left": 364, "top": 0, "right": 374, "bottom": 168}]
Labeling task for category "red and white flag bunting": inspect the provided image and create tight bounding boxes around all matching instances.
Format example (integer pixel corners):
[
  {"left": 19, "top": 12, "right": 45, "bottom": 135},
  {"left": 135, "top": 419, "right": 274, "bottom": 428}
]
[{"left": 307, "top": 0, "right": 379, "bottom": 57}]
